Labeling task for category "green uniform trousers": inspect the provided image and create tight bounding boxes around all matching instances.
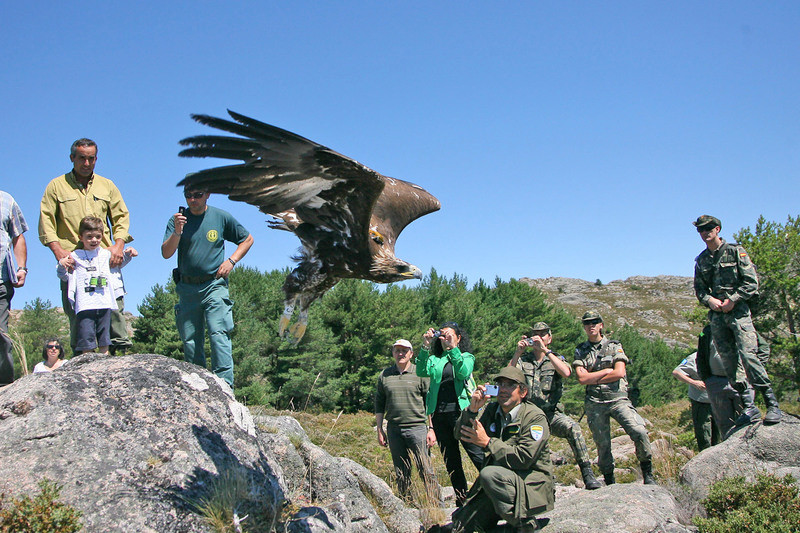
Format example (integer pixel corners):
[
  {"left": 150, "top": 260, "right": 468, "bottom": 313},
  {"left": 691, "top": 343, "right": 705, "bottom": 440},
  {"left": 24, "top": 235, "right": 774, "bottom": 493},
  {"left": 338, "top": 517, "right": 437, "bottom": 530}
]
[
  {"left": 586, "top": 397, "right": 651, "bottom": 475},
  {"left": 452, "top": 465, "right": 541, "bottom": 532},
  {"left": 710, "top": 306, "right": 771, "bottom": 391},
  {"left": 691, "top": 399, "right": 719, "bottom": 451},
  {"left": 175, "top": 278, "right": 234, "bottom": 386},
  {"left": 548, "top": 410, "right": 591, "bottom": 466}
]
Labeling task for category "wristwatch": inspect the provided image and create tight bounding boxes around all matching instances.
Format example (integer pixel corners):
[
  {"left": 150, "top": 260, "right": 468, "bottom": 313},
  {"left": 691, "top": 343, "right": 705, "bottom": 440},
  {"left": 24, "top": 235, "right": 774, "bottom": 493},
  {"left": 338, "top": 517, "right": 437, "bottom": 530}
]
[{"left": 18, "top": 267, "right": 28, "bottom": 272}]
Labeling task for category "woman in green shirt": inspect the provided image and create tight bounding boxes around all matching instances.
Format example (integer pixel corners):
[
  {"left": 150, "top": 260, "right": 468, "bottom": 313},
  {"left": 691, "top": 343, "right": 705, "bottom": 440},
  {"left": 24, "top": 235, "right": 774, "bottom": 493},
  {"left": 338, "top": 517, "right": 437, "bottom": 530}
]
[{"left": 416, "top": 322, "right": 484, "bottom": 506}]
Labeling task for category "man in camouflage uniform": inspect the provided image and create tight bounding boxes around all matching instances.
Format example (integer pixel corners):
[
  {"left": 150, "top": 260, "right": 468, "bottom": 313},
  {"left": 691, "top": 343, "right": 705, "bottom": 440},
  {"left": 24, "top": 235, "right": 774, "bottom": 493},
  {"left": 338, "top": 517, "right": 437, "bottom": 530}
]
[
  {"left": 693, "top": 215, "right": 781, "bottom": 425},
  {"left": 509, "top": 321, "right": 601, "bottom": 490},
  {"left": 452, "top": 367, "right": 554, "bottom": 533},
  {"left": 573, "top": 311, "right": 654, "bottom": 486}
]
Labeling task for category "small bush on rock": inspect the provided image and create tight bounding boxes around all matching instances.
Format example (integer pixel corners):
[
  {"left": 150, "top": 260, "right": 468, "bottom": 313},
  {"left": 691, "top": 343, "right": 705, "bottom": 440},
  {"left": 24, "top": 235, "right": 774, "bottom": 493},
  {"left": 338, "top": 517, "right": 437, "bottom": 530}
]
[
  {"left": 694, "top": 473, "right": 800, "bottom": 532},
  {"left": 0, "top": 478, "right": 82, "bottom": 533}
]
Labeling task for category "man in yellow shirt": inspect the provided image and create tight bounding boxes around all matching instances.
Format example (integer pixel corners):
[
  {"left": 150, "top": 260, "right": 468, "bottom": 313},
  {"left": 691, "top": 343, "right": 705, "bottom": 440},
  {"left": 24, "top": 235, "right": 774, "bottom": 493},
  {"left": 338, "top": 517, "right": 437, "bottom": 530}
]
[{"left": 39, "top": 138, "right": 133, "bottom": 354}]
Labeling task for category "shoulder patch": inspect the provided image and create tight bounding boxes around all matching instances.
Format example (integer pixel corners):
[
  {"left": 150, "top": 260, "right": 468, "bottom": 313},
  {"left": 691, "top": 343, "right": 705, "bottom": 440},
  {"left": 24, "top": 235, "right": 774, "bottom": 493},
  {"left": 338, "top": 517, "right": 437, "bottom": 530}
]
[{"left": 530, "top": 425, "right": 544, "bottom": 441}]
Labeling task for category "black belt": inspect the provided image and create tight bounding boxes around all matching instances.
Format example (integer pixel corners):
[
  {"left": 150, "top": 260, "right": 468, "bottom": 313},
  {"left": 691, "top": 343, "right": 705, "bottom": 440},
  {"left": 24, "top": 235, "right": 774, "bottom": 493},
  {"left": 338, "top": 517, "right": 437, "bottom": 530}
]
[{"left": 180, "top": 273, "right": 216, "bottom": 284}]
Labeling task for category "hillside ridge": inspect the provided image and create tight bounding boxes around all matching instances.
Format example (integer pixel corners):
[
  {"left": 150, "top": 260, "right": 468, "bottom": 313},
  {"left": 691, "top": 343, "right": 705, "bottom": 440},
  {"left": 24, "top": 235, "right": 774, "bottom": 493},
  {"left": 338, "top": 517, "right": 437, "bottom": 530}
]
[{"left": 521, "top": 275, "right": 700, "bottom": 350}]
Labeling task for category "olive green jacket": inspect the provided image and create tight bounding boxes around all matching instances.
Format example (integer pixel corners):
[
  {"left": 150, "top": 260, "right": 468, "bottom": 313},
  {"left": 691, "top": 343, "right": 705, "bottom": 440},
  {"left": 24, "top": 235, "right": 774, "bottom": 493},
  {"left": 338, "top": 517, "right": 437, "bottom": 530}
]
[{"left": 458, "top": 401, "right": 554, "bottom": 517}]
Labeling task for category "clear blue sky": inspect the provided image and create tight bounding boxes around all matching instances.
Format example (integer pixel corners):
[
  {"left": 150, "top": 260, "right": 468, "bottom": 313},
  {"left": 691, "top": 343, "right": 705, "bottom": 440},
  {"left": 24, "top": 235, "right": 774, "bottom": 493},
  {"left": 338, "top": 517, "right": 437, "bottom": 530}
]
[{"left": 3, "top": 2, "right": 798, "bottom": 315}]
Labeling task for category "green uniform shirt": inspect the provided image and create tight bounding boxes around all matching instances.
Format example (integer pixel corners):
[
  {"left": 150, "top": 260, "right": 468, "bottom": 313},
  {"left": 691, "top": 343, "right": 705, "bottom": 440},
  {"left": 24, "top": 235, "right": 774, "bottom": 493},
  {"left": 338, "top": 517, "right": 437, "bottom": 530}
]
[
  {"left": 164, "top": 206, "right": 249, "bottom": 278},
  {"left": 694, "top": 239, "right": 759, "bottom": 306},
  {"left": 573, "top": 337, "right": 629, "bottom": 403},
  {"left": 516, "top": 351, "right": 565, "bottom": 413},
  {"left": 374, "top": 363, "right": 429, "bottom": 427},
  {"left": 458, "top": 401, "right": 555, "bottom": 516}
]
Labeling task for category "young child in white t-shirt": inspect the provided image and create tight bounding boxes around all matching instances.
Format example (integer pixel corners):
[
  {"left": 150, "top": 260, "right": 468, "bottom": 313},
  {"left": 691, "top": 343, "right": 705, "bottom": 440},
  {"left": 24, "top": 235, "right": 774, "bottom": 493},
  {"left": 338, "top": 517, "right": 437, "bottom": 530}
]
[{"left": 57, "top": 216, "right": 132, "bottom": 354}]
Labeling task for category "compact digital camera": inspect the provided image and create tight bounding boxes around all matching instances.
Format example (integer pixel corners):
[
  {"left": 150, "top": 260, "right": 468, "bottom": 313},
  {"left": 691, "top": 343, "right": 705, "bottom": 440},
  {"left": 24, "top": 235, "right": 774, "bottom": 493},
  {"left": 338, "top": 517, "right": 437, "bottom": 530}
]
[{"left": 484, "top": 384, "right": 499, "bottom": 397}]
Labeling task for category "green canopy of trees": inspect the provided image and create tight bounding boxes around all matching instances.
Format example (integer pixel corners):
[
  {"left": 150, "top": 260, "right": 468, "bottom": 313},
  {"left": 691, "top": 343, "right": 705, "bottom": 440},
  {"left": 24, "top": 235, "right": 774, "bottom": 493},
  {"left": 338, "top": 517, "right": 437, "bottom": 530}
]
[{"left": 130, "top": 268, "right": 687, "bottom": 413}]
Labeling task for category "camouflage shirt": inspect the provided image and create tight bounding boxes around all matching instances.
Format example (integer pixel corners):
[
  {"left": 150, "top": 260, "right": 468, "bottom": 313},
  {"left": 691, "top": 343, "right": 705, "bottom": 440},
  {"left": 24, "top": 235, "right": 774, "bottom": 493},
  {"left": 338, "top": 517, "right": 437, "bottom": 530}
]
[
  {"left": 694, "top": 239, "right": 759, "bottom": 307},
  {"left": 573, "top": 337, "right": 629, "bottom": 403},
  {"left": 516, "top": 352, "right": 566, "bottom": 414}
]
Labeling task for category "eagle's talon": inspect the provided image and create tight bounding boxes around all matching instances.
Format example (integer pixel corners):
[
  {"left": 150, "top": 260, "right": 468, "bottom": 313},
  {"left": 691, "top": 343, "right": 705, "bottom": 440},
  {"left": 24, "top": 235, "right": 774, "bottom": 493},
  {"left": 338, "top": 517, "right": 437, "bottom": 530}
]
[
  {"left": 278, "top": 315, "right": 291, "bottom": 337},
  {"left": 288, "top": 322, "right": 307, "bottom": 344},
  {"left": 369, "top": 229, "right": 385, "bottom": 245}
]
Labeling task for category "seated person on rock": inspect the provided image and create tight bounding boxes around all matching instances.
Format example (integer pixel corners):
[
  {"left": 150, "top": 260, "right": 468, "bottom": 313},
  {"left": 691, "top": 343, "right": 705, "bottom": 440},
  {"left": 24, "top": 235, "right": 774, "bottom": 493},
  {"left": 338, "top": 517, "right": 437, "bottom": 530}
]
[
  {"left": 449, "top": 366, "right": 554, "bottom": 533},
  {"left": 509, "top": 321, "right": 601, "bottom": 490}
]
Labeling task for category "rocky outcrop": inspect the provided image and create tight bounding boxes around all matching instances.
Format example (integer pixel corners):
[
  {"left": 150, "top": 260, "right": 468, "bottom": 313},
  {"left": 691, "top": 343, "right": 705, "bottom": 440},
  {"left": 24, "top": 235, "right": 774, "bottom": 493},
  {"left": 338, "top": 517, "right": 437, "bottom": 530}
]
[
  {"left": 0, "top": 353, "right": 285, "bottom": 532},
  {"left": 680, "top": 414, "right": 800, "bottom": 500},
  {"left": 540, "top": 484, "right": 695, "bottom": 532},
  {"left": 1, "top": 352, "right": 796, "bottom": 532}
]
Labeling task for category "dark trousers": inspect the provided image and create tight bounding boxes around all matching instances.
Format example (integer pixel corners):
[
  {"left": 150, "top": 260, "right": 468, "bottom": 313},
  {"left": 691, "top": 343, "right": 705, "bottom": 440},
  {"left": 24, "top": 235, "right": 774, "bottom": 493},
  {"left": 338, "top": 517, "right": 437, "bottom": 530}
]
[
  {"left": 690, "top": 399, "right": 720, "bottom": 451},
  {"left": 432, "top": 410, "right": 485, "bottom": 505},
  {"left": 0, "top": 282, "right": 14, "bottom": 384},
  {"left": 61, "top": 280, "right": 129, "bottom": 354}
]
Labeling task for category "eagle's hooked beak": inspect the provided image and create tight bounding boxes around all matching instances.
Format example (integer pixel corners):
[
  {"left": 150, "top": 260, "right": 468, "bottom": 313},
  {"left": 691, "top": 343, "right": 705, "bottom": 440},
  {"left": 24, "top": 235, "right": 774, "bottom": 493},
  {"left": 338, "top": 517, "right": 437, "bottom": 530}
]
[{"left": 405, "top": 265, "right": 423, "bottom": 280}]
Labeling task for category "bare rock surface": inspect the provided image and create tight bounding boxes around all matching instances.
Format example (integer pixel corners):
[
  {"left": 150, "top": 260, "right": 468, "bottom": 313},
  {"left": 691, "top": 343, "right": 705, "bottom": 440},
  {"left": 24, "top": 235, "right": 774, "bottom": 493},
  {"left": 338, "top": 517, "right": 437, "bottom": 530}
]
[
  {"left": 540, "top": 484, "right": 696, "bottom": 532},
  {"left": 0, "top": 352, "right": 285, "bottom": 532},
  {"left": 680, "top": 414, "right": 800, "bottom": 500}
]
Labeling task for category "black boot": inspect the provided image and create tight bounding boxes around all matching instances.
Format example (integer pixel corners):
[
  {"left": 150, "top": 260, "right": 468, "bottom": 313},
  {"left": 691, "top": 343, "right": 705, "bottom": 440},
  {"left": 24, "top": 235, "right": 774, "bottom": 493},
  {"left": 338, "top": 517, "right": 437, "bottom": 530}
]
[
  {"left": 579, "top": 462, "right": 601, "bottom": 490},
  {"left": 640, "top": 461, "right": 656, "bottom": 485},
  {"left": 603, "top": 472, "right": 615, "bottom": 486},
  {"left": 734, "top": 386, "right": 761, "bottom": 427},
  {"left": 760, "top": 387, "right": 782, "bottom": 425}
]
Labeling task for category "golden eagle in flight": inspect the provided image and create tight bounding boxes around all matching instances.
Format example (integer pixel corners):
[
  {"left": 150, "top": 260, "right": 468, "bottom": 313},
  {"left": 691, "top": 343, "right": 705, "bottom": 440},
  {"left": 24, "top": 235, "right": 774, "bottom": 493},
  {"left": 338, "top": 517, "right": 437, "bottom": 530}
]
[{"left": 178, "top": 110, "right": 441, "bottom": 343}]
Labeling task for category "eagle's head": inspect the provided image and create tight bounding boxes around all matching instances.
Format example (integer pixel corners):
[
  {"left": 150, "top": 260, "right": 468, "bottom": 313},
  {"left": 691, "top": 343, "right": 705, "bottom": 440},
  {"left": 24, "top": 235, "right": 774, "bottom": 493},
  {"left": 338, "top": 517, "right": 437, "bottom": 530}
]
[{"left": 369, "top": 254, "right": 423, "bottom": 283}]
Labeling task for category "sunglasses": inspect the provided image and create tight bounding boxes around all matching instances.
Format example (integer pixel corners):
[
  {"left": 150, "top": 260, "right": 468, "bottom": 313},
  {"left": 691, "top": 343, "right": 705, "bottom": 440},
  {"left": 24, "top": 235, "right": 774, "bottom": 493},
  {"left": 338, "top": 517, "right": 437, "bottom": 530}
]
[
  {"left": 582, "top": 319, "right": 602, "bottom": 326},
  {"left": 46, "top": 344, "right": 60, "bottom": 349},
  {"left": 184, "top": 191, "right": 206, "bottom": 199},
  {"left": 696, "top": 225, "right": 716, "bottom": 233}
]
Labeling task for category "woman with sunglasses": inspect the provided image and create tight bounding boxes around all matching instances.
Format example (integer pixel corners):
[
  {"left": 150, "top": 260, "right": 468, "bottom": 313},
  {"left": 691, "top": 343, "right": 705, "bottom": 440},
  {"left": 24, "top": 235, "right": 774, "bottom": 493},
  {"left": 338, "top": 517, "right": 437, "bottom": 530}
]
[
  {"left": 34, "top": 338, "right": 66, "bottom": 373},
  {"left": 416, "top": 322, "right": 484, "bottom": 506}
]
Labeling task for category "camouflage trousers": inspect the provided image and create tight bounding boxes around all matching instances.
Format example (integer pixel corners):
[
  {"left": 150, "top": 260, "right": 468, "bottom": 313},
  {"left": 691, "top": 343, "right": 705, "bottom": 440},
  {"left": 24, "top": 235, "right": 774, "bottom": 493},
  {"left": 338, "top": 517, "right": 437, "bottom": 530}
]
[
  {"left": 586, "top": 398, "right": 651, "bottom": 475},
  {"left": 710, "top": 306, "right": 771, "bottom": 391},
  {"left": 548, "top": 410, "right": 592, "bottom": 466}
]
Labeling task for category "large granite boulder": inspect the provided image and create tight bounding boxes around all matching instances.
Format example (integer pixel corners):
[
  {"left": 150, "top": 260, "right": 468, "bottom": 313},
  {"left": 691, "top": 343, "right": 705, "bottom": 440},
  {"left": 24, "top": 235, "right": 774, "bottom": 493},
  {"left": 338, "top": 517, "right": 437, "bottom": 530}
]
[
  {"left": 540, "top": 483, "right": 695, "bottom": 532},
  {"left": 0, "top": 353, "right": 285, "bottom": 532},
  {"left": 680, "top": 414, "right": 800, "bottom": 500}
]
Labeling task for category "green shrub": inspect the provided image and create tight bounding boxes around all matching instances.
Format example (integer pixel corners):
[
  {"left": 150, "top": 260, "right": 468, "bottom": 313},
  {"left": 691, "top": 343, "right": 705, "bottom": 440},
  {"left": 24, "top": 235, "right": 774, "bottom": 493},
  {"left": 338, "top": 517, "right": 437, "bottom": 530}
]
[
  {"left": 0, "top": 478, "right": 82, "bottom": 532},
  {"left": 694, "top": 473, "right": 800, "bottom": 532}
]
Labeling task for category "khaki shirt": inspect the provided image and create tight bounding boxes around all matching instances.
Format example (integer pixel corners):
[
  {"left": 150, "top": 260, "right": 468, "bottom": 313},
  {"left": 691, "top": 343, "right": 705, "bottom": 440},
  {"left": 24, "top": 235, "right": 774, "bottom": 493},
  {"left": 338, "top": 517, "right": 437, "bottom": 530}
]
[{"left": 39, "top": 171, "right": 132, "bottom": 251}]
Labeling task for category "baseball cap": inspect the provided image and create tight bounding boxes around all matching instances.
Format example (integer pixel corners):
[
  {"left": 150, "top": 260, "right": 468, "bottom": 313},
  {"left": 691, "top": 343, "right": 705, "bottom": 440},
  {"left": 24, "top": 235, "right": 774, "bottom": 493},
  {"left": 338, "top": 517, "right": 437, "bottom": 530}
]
[
  {"left": 581, "top": 311, "right": 603, "bottom": 323},
  {"left": 531, "top": 321, "right": 550, "bottom": 334},
  {"left": 493, "top": 366, "right": 527, "bottom": 386},
  {"left": 692, "top": 215, "right": 721, "bottom": 229},
  {"left": 392, "top": 339, "right": 413, "bottom": 349}
]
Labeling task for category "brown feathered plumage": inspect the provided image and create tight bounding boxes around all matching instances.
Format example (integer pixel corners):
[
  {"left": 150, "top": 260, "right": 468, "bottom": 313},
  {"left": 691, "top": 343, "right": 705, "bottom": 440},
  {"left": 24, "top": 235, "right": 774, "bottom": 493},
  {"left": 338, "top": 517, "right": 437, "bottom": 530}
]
[{"left": 178, "top": 110, "right": 441, "bottom": 342}]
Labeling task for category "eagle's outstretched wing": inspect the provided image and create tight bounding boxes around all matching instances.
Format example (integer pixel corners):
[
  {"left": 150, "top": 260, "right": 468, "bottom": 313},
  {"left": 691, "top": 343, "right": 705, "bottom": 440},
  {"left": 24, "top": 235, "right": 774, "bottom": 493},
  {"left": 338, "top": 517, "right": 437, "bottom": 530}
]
[{"left": 178, "top": 110, "right": 439, "bottom": 256}]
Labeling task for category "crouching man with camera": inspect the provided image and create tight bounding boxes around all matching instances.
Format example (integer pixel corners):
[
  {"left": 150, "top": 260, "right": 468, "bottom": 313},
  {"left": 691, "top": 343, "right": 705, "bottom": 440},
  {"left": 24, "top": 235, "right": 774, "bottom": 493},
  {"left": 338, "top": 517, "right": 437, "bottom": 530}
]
[{"left": 450, "top": 367, "right": 554, "bottom": 533}]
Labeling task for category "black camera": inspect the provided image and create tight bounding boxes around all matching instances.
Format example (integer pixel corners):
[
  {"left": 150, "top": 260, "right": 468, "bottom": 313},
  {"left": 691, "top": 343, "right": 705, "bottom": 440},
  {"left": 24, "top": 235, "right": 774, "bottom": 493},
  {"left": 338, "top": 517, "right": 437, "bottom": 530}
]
[{"left": 179, "top": 206, "right": 187, "bottom": 216}]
